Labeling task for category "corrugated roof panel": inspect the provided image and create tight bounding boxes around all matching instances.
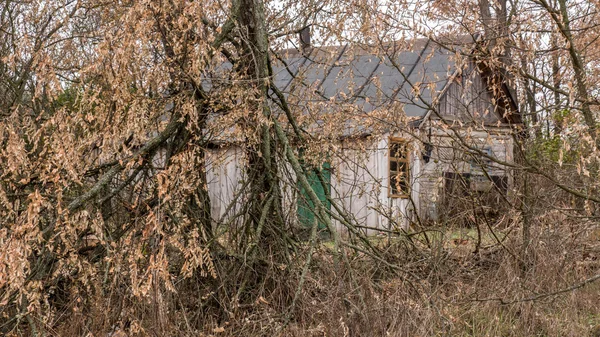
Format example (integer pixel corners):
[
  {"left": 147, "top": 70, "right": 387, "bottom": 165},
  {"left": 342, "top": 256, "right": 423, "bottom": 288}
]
[{"left": 270, "top": 40, "right": 459, "bottom": 122}]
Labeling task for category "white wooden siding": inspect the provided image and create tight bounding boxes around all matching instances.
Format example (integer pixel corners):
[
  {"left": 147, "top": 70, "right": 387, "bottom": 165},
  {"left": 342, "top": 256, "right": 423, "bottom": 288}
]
[
  {"left": 206, "top": 147, "right": 245, "bottom": 223},
  {"left": 438, "top": 60, "right": 499, "bottom": 125},
  {"left": 204, "top": 127, "right": 514, "bottom": 231}
]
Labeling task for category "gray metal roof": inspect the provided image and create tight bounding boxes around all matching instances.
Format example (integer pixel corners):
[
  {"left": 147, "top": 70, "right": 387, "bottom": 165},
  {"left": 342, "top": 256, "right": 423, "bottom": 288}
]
[
  {"left": 201, "top": 38, "right": 467, "bottom": 141},
  {"left": 271, "top": 39, "right": 457, "bottom": 119}
]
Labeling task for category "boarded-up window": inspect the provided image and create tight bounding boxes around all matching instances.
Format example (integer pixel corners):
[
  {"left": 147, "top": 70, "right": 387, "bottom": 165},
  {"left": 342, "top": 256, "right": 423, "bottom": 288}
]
[{"left": 389, "top": 139, "right": 409, "bottom": 197}]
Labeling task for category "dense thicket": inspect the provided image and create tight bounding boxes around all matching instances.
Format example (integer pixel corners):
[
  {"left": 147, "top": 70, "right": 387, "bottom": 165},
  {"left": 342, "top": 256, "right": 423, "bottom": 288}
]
[{"left": 0, "top": 0, "right": 599, "bottom": 335}]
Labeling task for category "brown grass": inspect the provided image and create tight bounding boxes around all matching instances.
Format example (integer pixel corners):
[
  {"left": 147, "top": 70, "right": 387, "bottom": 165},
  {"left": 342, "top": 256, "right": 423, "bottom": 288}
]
[{"left": 8, "top": 212, "right": 600, "bottom": 337}]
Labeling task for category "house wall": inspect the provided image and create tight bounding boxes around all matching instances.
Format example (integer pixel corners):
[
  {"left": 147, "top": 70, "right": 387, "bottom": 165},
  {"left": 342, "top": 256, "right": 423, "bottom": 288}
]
[
  {"left": 416, "top": 126, "right": 514, "bottom": 221},
  {"left": 206, "top": 146, "right": 245, "bottom": 223},
  {"left": 438, "top": 60, "right": 500, "bottom": 125},
  {"left": 331, "top": 135, "right": 420, "bottom": 233},
  {"left": 205, "top": 145, "right": 310, "bottom": 226},
  {"left": 204, "top": 126, "right": 515, "bottom": 231},
  {"left": 205, "top": 134, "right": 422, "bottom": 233},
  {"left": 419, "top": 57, "right": 517, "bottom": 221}
]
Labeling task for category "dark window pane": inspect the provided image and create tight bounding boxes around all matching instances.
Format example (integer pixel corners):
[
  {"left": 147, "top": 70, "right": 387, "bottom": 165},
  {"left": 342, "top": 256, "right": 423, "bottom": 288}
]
[
  {"left": 391, "top": 172, "right": 408, "bottom": 195},
  {"left": 491, "top": 176, "right": 508, "bottom": 194},
  {"left": 399, "top": 179, "right": 408, "bottom": 192},
  {"left": 390, "top": 175, "right": 398, "bottom": 194},
  {"left": 444, "top": 172, "right": 471, "bottom": 196},
  {"left": 390, "top": 143, "right": 399, "bottom": 157},
  {"left": 390, "top": 142, "right": 406, "bottom": 159},
  {"left": 389, "top": 141, "right": 409, "bottom": 196}
]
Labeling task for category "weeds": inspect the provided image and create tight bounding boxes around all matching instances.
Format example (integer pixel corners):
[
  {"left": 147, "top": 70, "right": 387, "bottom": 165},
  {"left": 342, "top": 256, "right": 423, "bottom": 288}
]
[{"left": 10, "top": 213, "right": 588, "bottom": 337}]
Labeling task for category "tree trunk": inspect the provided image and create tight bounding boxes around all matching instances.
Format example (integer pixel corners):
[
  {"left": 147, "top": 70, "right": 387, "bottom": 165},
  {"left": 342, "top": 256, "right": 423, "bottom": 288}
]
[
  {"left": 236, "top": 0, "right": 284, "bottom": 235},
  {"left": 555, "top": 0, "right": 596, "bottom": 139},
  {"left": 551, "top": 35, "right": 562, "bottom": 135}
]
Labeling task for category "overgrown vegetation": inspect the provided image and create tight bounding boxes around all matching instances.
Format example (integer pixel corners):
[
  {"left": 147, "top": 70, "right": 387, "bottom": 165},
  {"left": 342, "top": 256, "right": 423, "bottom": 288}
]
[
  {"left": 1, "top": 0, "right": 599, "bottom": 336},
  {"left": 46, "top": 210, "right": 600, "bottom": 336}
]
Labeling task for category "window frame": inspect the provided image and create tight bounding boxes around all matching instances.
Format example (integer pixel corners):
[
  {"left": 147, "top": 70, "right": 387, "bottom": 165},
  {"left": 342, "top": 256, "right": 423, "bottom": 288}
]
[{"left": 388, "top": 137, "right": 411, "bottom": 198}]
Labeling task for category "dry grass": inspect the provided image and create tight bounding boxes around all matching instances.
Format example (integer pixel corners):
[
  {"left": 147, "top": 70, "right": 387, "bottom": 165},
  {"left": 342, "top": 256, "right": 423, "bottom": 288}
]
[{"left": 8, "top": 212, "right": 600, "bottom": 337}]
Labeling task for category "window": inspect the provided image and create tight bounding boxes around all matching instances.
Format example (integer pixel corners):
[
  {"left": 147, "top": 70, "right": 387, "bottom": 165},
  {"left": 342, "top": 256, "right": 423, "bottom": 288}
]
[{"left": 389, "top": 139, "right": 410, "bottom": 197}]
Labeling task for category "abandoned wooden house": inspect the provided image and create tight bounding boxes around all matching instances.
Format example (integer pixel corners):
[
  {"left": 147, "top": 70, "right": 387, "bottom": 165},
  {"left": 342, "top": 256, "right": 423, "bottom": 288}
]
[{"left": 206, "top": 33, "right": 521, "bottom": 233}]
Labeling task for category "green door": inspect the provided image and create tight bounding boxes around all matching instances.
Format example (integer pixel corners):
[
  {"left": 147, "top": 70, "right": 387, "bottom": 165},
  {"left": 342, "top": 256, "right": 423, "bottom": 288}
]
[{"left": 298, "top": 162, "right": 331, "bottom": 230}]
